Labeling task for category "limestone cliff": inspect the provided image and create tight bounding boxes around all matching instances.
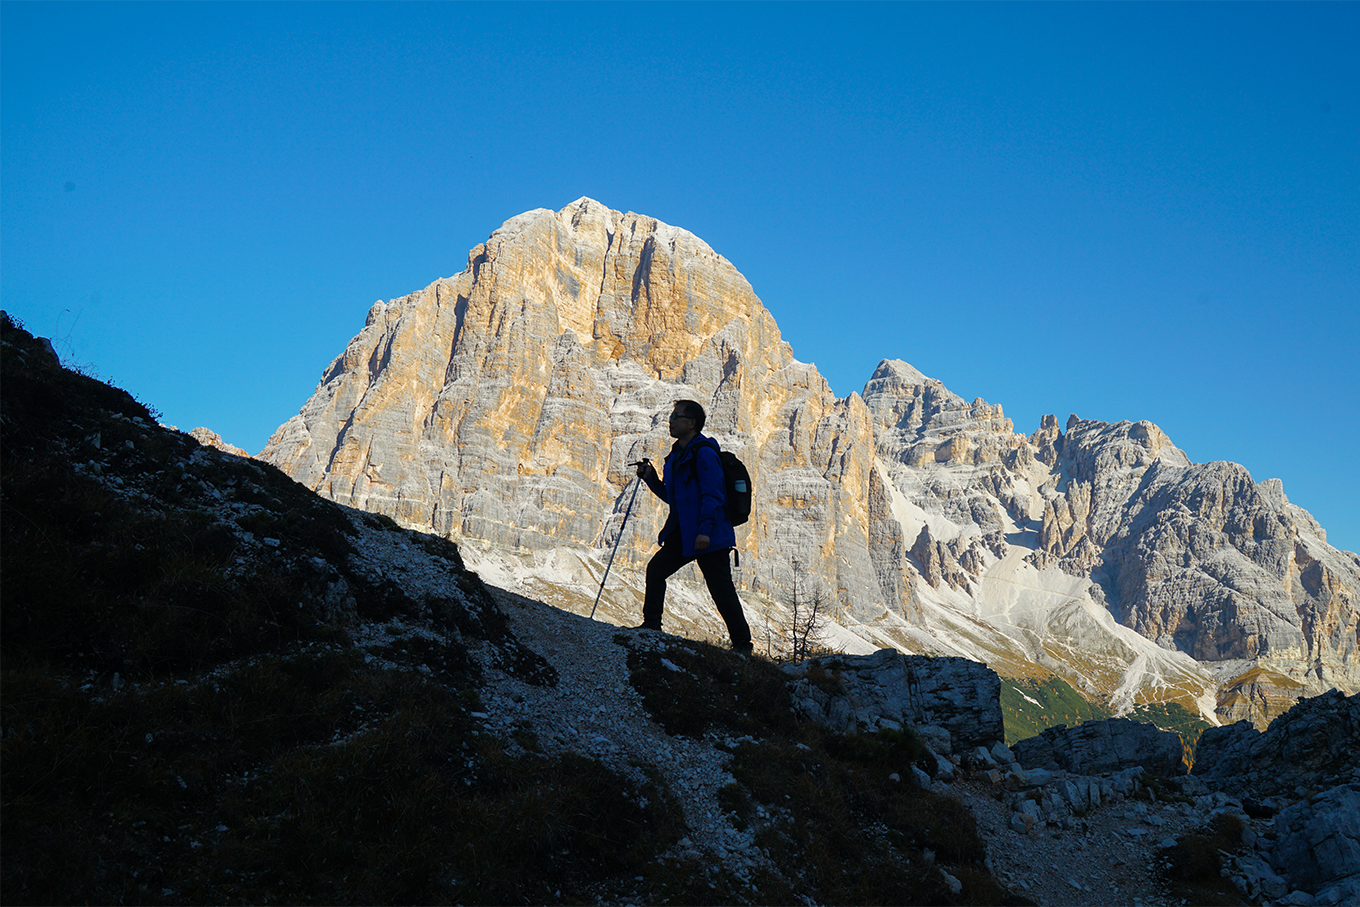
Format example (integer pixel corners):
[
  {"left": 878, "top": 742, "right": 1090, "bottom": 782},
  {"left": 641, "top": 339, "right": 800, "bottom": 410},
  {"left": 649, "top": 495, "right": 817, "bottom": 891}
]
[
  {"left": 262, "top": 198, "right": 1358, "bottom": 728},
  {"left": 263, "top": 198, "right": 890, "bottom": 624}
]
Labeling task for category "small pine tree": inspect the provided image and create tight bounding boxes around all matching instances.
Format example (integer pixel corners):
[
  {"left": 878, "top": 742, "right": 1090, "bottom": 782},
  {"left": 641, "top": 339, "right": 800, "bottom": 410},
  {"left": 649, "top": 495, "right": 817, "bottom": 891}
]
[{"left": 783, "top": 559, "right": 834, "bottom": 662}]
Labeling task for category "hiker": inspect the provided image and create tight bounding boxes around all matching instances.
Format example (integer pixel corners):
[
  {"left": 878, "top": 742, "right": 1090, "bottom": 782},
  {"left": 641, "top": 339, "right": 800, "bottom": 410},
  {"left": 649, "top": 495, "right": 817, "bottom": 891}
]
[{"left": 634, "top": 400, "right": 753, "bottom": 653}]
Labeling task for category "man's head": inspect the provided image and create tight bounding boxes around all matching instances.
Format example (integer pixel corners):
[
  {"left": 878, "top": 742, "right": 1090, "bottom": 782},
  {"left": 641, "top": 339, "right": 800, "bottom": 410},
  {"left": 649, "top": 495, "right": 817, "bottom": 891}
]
[{"left": 670, "top": 399, "right": 706, "bottom": 435}]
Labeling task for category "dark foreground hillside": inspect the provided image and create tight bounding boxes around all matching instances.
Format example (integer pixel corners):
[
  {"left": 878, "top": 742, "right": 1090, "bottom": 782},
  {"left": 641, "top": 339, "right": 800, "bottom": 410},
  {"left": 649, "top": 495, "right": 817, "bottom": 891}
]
[{"left": 0, "top": 311, "right": 1019, "bottom": 905}]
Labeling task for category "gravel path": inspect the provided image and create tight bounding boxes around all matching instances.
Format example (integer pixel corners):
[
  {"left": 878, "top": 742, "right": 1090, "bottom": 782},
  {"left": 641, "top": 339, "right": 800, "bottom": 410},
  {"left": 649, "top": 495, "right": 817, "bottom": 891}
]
[
  {"left": 953, "top": 779, "right": 1197, "bottom": 906},
  {"left": 478, "top": 588, "right": 772, "bottom": 885}
]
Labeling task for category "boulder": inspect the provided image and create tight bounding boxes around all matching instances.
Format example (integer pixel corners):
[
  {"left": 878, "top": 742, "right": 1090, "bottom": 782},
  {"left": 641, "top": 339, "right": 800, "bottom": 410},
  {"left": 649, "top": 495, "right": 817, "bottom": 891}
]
[{"left": 1194, "top": 689, "right": 1360, "bottom": 800}]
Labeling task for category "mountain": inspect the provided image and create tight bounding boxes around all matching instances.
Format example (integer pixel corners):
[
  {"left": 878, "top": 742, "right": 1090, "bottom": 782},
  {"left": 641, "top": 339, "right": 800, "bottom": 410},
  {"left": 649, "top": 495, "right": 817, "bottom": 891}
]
[{"left": 260, "top": 198, "right": 1359, "bottom": 729}]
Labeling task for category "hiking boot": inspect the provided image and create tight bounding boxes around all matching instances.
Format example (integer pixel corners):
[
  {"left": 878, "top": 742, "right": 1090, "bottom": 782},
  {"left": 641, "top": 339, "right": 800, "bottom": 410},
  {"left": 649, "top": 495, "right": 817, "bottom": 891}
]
[
  {"left": 730, "top": 641, "right": 753, "bottom": 655},
  {"left": 632, "top": 622, "right": 662, "bottom": 633}
]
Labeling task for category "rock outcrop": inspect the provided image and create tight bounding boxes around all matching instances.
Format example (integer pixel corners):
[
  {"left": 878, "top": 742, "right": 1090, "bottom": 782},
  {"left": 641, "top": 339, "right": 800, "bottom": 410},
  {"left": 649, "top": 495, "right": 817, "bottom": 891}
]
[
  {"left": 1011, "top": 717, "right": 1187, "bottom": 777},
  {"left": 783, "top": 648, "right": 1003, "bottom": 750},
  {"left": 188, "top": 427, "right": 249, "bottom": 458},
  {"left": 785, "top": 638, "right": 1360, "bottom": 905},
  {"left": 1189, "top": 690, "right": 1360, "bottom": 903},
  {"left": 261, "top": 199, "right": 1360, "bottom": 726},
  {"left": 1271, "top": 785, "right": 1360, "bottom": 904},
  {"left": 1192, "top": 688, "right": 1360, "bottom": 800}
]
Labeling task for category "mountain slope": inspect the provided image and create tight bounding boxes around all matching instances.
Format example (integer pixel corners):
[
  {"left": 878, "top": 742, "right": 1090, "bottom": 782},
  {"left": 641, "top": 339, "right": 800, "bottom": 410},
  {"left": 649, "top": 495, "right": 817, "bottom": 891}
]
[{"left": 259, "top": 199, "right": 1359, "bottom": 728}]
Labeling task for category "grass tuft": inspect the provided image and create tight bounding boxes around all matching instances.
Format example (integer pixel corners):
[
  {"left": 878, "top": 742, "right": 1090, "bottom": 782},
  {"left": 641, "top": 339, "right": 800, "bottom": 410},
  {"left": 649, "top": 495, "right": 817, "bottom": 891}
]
[
  {"left": 621, "top": 636, "right": 799, "bottom": 739},
  {"left": 1158, "top": 811, "right": 1251, "bottom": 906}
]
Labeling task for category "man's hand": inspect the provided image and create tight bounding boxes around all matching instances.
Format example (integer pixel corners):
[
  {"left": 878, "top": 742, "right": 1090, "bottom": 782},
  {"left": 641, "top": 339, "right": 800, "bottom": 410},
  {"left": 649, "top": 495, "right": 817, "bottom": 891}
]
[
  {"left": 634, "top": 459, "right": 656, "bottom": 481},
  {"left": 695, "top": 534, "right": 710, "bottom": 551}
]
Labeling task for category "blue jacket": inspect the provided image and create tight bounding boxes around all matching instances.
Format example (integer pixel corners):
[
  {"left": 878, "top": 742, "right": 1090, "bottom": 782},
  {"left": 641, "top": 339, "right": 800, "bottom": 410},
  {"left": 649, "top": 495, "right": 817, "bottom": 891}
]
[{"left": 644, "top": 434, "right": 736, "bottom": 558}]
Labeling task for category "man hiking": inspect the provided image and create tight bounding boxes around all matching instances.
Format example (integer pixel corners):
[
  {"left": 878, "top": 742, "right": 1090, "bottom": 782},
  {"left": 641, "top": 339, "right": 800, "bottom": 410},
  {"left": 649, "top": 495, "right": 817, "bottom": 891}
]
[{"left": 634, "top": 400, "right": 753, "bottom": 654}]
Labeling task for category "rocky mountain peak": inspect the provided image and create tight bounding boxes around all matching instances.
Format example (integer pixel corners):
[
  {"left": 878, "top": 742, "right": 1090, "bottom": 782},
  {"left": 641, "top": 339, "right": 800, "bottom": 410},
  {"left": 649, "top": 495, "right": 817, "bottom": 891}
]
[
  {"left": 865, "top": 357, "right": 934, "bottom": 389},
  {"left": 260, "top": 201, "right": 1358, "bottom": 732},
  {"left": 864, "top": 360, "right": 1016, "bottom": 470}
]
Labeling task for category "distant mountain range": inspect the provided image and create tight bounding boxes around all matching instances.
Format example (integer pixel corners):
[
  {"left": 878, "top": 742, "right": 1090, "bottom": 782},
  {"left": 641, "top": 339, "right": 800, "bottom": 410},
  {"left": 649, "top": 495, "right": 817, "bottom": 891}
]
[{"left": 259, "top": 197, "right": 1360, "bottom": 732}]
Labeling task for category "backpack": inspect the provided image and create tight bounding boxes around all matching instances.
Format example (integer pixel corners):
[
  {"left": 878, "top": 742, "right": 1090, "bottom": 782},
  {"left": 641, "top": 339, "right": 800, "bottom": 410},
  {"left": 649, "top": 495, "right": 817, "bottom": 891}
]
[{"left": 691, "top": 440, "right": 753, "bottom": 527}]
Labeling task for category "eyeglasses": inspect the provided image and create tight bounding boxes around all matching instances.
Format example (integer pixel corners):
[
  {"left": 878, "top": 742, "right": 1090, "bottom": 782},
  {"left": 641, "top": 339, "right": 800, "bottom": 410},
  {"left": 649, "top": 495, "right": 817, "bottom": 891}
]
[{"left": 669, "top": 412, "right": 692, "bottom": 422}]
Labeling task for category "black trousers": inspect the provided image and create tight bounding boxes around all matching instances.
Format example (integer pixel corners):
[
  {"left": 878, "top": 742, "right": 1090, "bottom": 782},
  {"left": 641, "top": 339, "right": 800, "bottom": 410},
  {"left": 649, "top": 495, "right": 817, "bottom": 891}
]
[{"left": 643, "top": 537, "right": 751, "bottom": 648}]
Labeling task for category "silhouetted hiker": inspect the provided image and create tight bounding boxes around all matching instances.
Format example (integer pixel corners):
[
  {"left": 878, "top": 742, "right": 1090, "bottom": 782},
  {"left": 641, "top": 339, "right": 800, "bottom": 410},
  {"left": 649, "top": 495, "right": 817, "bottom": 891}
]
[{"left": 634, "top": 400, "right": 753, "bottom": 653}]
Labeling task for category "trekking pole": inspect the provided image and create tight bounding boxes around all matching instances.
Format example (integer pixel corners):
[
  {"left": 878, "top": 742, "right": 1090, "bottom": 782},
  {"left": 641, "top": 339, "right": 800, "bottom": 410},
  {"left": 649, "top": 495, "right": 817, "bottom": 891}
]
[{"left": 590, "top": 460, "right": 648, "bottom": 620}]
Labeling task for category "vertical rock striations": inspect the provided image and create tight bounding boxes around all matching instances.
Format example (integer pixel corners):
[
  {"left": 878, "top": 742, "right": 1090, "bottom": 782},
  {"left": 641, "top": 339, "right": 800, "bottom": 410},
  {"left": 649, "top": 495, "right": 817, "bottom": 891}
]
[{"left": 263, "top": 199, "right": 881, "bottom": 619}]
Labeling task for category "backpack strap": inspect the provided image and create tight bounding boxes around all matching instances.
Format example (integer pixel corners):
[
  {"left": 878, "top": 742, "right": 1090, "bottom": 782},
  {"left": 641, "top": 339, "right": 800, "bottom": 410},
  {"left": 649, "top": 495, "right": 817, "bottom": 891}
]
[
  {"left": 687, "top": 437, "right": 718, "bottom": 483},
  {"left": 689, "top": 438, "right": 729, "bottom": 517}
]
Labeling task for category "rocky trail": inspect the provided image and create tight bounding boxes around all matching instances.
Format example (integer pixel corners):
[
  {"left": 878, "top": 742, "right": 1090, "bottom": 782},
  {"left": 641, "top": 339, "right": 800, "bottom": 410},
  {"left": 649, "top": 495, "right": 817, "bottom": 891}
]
[{"left": 474, "top": 587, "right": 1224, "bottom": 907}]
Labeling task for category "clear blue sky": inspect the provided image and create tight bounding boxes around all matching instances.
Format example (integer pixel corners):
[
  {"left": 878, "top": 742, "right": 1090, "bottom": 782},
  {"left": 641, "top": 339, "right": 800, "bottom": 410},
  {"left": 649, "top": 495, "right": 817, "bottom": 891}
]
[{"left": 4, "top": 2, "right": 1357, "bottom": 554}]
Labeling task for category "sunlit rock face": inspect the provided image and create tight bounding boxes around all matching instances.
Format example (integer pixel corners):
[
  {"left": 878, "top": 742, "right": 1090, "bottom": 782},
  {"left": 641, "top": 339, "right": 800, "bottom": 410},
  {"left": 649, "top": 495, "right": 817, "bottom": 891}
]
[
  {"left": 262, "top": 198, "right": 888, "bottom": 618},
  {"left": 1034, "top": 417, "right": 1360, "bottom": 723},
  {"left": 263, "top": 198, "right": 1358, "bottom": 727},
  {"left": 189, "top": 427, "right": 249, "bottom": 458}
]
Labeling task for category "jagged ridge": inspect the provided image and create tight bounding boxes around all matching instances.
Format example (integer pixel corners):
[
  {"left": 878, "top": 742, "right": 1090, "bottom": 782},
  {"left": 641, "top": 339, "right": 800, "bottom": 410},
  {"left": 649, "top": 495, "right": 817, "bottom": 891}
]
[{"left": 257, "top": 199, "right": 1359, "bottom": 729}]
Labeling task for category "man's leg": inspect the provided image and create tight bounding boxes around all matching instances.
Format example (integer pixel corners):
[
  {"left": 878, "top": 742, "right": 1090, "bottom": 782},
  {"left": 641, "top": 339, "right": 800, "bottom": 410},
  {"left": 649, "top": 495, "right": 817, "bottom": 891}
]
[
  {"left": 695, "top": 548, "right": 752, "bottom": 651},
  {"left": 642, "top": 537, "right": 689, "bottom": 629}
]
